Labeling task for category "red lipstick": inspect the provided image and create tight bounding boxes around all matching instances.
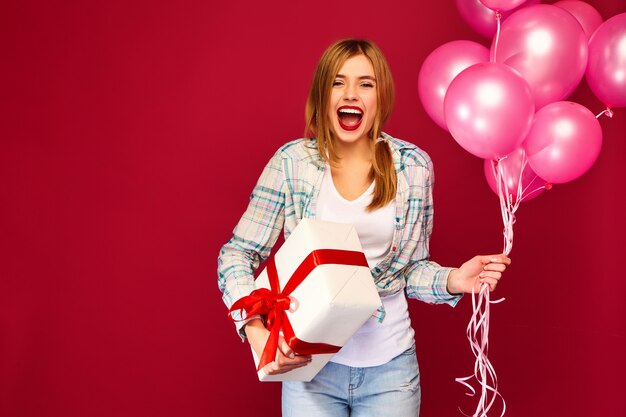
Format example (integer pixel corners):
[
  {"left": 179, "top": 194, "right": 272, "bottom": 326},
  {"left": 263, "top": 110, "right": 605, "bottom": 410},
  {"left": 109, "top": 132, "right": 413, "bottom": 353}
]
[{"left": 337, "top": 106, "right": 363, "bottom": 131}]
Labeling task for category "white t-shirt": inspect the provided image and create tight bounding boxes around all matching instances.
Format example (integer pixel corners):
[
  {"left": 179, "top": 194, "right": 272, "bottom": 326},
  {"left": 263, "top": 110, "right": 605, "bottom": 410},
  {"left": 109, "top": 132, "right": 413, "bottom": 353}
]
[{"left": 316, "top": 165, "right": 415, "bottom": 367}]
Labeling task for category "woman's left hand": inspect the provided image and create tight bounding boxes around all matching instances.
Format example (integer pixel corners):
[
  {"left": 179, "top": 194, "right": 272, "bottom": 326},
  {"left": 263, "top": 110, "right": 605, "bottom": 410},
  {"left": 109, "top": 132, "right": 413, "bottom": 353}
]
[{"left": 447, "top": 254, "right": 511, "bottom": 295}]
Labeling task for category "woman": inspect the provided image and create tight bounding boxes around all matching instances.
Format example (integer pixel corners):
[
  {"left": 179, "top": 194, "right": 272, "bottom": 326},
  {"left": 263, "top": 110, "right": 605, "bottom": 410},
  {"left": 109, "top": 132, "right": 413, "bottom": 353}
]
[{"left": 218, "top": 39, "right": 510, "bottom": 417}]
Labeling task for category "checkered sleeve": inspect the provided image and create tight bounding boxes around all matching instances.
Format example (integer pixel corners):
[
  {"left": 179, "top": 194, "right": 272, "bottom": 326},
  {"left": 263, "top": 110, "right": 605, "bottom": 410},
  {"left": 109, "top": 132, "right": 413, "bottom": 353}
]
[
  {"left": 403, "top": 155, "right": 462, "bottom": 306},
  {"left": 217, "top": 149, "right": 287, "bottom": 336}
]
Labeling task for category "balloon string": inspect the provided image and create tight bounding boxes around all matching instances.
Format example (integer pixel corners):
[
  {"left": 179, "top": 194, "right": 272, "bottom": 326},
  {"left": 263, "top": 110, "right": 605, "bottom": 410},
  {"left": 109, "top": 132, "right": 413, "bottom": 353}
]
[
  {"left": 457, "top": 156, "right": 519, "bottom": 417},
  {"left": 456, "top": 284, "right": 506, "bottom": 417},
  {"left": 496, "top": 156, "right": 519, "bottom": 256},
  {"left": 595, "top": 107, "right": 614, "bottom": 119},
  {"left": 492, "top": 10, "right": 502, "bottom": 63},
  {"left": 518, "top": 180, "right": 549, "bottom": 204}
]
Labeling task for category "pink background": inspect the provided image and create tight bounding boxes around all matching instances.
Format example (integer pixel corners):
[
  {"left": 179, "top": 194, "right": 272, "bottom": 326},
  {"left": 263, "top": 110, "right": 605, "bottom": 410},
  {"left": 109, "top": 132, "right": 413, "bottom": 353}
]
[{"left": 1, "top": 1, "right": 625, "bottom": 416}]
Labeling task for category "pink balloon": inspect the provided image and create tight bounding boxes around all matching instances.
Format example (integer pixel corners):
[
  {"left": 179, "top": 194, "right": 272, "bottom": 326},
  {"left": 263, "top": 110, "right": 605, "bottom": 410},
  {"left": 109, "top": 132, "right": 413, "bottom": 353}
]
[
  {"left": 456, "top": 0, "right": 541, "bottom": 38},
  {"left": 480, "top": 0, "right": 527, "bottom": 12},
  {"left": 524, "top": 101, "right": 602, "bottom": 184},
  {"left": 586, "top": 13, "right": 626, "bottom": 108},
  {"left": 492, "top": 4, "right": 588, "bottom": 109},
  {"left": 443, "top": 62, "right": 534, "bottom": 160},
  {"left": 483, "top": 148, "right": 547, "bottom": 203},
  {"left": 553, "top": 0, "right": 603, "bottom": 40},
  {"left": 418, "top": 41, "right": 490, "bottom": 131}
]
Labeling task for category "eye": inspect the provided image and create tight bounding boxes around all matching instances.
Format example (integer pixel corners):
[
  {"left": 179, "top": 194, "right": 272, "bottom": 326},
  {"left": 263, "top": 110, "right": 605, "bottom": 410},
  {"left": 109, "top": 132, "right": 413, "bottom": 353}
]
[
  {"left": 361, "top": 82, "right": 374, "bottom": 88},
  {"left": 332, "top": 80, "right": 344, "bottom": 87}
]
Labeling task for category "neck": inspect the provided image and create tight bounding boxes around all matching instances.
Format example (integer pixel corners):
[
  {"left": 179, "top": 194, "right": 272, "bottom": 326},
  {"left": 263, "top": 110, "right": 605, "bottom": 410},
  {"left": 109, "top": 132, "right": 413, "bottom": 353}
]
[{"left": 333, "top": 136, "right": 372, "bottom": 164}]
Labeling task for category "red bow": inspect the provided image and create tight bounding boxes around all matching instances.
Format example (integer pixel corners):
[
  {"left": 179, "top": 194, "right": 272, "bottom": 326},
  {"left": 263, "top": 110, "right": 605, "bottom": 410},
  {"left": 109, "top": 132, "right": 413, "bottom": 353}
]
[{"left": 228, "top": 249, "right": 368, "bottom": 371}]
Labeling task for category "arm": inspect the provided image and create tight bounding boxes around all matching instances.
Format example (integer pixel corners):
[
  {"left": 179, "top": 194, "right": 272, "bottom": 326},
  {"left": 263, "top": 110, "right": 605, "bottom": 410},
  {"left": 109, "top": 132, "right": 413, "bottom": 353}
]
[
  {"left": 217, "top": 149, "right": 286, "bottom": 327},
  {"left": 403, "top": 155, "right": 462, "bottom": 305},
  {"left": 217, "top": 149, "right": 311, "bottom": 373},
  {"left": 402, "top": 154, "right": 510, "bottom": 300}
]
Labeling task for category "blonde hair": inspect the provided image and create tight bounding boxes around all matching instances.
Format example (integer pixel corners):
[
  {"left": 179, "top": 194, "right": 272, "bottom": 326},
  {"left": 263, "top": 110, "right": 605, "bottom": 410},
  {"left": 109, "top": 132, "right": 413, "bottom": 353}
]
[{"left": 305, "top": 39, "right": 397, "bottom": 211}]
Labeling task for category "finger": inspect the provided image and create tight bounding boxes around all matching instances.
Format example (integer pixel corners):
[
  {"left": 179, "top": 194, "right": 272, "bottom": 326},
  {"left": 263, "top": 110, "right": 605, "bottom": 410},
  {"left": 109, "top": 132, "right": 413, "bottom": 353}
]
[
  {"left": 278, "top": 338, "right": 296, "bottom": 359},
  {"left": 479, "top": 271, "right": 502, "bottom": 280},
  {"left": 479, "top": 277, "right": 499, "bottom": 291},
  {"left": 492, "top": 255, "right": 511, "bottom": 265},
  {"left": 263, "top": 361, "right": 297, "bottom": 375},
  {"left": 481, "top": 255, "right": 511, "bottom": 265},
  {"left": 263, "top": 361, "right": 281, "bottom": 375},
  {"left": 483, "top": 263, "right": 507, "bottom": 272},
  {"left": 278, "top": 337, "right": 313, "bottom": 363},
  {"left": 277, "top": 353, "right": 311, "bottom": 366},
  {"left": 269, "top": 363, "right": 307, "bottom": 374},
  {"left": 265, "top": 356, "right": 312, "bottom": 375},
  {"left": 273, "top": 362, "right": 311, "bottom": 374}
]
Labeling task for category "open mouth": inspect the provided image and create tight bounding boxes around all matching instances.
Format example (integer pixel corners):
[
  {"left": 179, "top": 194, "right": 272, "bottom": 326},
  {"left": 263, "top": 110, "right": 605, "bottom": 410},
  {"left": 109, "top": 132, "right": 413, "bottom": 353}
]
[{"left": 337, "top": 106, "right": 363, "bottom": 131}]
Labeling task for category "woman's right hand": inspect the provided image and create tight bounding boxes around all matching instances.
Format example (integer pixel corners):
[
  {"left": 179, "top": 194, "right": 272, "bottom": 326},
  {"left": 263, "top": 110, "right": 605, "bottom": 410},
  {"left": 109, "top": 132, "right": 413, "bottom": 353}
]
[{"left": 243, "top": 318, "right": 312, "bottom": 375}]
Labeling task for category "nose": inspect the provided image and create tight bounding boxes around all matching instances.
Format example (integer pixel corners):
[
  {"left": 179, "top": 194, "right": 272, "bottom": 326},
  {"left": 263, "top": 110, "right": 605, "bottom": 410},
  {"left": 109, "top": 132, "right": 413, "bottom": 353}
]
[{"left": 343, "top": 83, "right": 358, "bottom": 101}]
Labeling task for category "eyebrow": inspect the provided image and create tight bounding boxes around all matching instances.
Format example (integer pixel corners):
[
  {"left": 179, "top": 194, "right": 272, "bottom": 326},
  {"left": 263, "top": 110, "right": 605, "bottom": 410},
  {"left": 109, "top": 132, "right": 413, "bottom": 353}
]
[{"left": 335, "top": 74, "right": 376, "bottom": 81}]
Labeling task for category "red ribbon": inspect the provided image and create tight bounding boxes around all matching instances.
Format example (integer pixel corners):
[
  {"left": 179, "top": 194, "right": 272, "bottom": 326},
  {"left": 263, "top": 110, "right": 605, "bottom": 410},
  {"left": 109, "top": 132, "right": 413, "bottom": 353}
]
[{"left": 228, "top": 249, "right": 369, "bottom": 371}]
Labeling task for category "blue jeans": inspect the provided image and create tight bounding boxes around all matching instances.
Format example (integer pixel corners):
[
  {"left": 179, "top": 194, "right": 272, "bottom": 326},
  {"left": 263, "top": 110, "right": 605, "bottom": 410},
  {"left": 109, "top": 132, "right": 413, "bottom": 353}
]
[{"left": 282, "top": 345, "right": 420, "bottom": 417}]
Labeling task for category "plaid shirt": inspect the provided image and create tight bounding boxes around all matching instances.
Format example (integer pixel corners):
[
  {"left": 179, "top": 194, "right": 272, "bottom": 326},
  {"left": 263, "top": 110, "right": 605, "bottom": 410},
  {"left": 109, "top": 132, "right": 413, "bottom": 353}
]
[{"left": 218, "top": 133, "right": 462, "bottom": 335}]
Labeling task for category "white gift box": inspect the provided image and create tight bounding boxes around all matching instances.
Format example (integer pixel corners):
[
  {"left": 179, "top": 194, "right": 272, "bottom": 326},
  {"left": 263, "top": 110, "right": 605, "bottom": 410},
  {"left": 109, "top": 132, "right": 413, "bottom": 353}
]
[{"left": 249, "top": 218, "right": 382, "bottom": 382}]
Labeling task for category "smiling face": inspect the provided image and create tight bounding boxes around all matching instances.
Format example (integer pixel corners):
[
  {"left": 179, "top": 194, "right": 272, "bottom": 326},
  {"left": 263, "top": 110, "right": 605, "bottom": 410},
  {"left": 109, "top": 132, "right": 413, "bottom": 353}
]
[{"left": 327, "top": 54, "right": 378, "bottom": 145}]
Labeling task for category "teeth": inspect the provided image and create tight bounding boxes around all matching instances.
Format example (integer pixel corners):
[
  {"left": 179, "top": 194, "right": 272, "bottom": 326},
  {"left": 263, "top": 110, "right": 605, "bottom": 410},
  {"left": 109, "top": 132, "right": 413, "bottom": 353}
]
[{"left": 338, "top": 108, "right": 363, "bottom": 115}]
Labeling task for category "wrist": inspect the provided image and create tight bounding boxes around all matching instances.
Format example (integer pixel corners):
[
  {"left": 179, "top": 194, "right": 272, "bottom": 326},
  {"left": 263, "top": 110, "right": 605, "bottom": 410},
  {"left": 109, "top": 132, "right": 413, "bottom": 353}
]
[
  {"left": 243, "top": 317, "right": 266, "bottom": 339},
  {"left": 446, "top": 268, "right": 462, "bottom": 295}
]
